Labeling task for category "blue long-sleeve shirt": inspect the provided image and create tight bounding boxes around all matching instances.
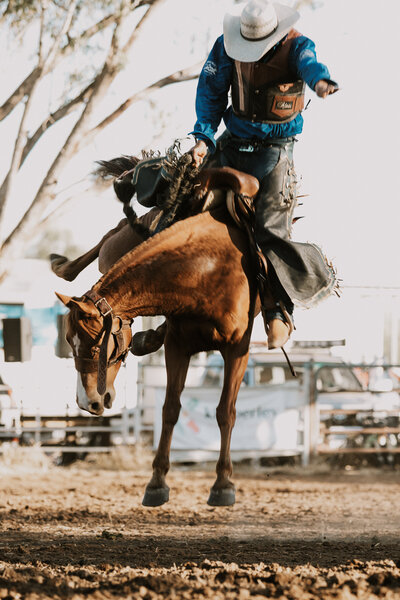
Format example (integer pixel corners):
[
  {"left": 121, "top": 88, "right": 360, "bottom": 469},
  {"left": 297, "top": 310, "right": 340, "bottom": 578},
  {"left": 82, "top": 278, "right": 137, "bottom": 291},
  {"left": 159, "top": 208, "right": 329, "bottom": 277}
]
[{"left": 191, "top": 34, "right": 332, "bottom": 149}]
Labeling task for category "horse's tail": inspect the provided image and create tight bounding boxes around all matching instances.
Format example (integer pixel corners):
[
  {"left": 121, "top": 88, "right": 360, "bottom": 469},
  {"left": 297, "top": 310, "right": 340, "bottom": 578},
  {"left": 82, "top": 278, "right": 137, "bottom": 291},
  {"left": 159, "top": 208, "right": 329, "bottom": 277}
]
[
  {"left": 96, "top": 156, "right": 151, "bottom": 241},
  {"left": 95, "top": 155, "right": 140, "bottom": 179}
]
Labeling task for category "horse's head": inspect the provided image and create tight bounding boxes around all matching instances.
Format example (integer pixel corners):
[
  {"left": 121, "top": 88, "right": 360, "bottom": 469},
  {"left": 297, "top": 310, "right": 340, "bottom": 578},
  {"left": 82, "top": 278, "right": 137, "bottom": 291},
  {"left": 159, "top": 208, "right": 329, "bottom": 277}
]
[{"left": 56, "top": 292, "right": 132, "bottom": 415}]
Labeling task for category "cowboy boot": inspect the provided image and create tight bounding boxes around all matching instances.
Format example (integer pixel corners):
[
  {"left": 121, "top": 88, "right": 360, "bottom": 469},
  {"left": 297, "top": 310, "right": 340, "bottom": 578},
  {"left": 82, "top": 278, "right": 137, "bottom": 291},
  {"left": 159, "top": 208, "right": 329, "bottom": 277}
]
[
  {"left": 261, "top": 285, "right": 294, "bottom": 350},
  {"left": 266, "top": 316, "right": 292, "bottom": 349},
  {"left": 264, "top": 303, "right": 294, "bottom": 349}
]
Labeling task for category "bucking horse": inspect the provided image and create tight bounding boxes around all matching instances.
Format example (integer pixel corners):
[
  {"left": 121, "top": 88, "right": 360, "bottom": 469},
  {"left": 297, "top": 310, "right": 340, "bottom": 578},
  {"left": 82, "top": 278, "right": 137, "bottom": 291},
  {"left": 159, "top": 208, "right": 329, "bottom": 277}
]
[{"left": 52, "top": 153, "right": 274, "bottom": 507}]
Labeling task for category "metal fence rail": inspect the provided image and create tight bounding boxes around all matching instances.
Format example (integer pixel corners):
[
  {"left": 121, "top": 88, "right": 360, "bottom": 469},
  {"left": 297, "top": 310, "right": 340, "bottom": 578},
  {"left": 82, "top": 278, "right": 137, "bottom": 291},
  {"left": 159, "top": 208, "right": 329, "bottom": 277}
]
[
  {"left": 136, "top": 359, "right": 400, "bottom": 465},
  {"left": 0, "top": 359, "right": 399, "bottom": 462},
  {"left": 313, "top": 363, "right": 400, "bottom": 458},
  {"left": 0, "top": 410, "right": 138, "bottom": 453}
]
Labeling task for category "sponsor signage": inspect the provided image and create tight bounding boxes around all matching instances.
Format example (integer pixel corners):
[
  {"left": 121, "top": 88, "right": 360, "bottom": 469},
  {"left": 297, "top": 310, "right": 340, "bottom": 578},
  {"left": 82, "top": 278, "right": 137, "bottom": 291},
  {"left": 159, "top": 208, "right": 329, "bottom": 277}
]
[{"left": 154, "top": 384, "right": 305, "bottom": 452}]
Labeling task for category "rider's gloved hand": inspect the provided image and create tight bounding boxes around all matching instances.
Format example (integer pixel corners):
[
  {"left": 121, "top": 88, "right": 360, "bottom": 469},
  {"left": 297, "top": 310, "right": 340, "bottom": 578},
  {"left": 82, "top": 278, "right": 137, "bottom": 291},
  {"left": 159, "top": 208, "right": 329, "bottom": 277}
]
[
  {"left": 315, "top": 79, "right": 339, "bottom": 98},
  {"left": 189, "top": 139, "right": 208, "bottom": 167}
]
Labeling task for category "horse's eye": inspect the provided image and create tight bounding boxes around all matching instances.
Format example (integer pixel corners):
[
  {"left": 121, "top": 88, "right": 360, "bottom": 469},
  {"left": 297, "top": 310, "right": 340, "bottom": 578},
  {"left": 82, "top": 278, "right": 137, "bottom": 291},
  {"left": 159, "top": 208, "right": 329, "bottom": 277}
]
[{"left": 79, "top": 312, "right": 94, "bottom": 323}]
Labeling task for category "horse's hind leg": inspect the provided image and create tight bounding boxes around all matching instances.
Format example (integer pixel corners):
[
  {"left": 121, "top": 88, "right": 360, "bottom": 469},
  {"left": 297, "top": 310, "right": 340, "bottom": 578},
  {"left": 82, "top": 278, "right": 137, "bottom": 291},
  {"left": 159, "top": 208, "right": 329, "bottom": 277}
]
[
  {"left": 50, "top": 218, "right": 128, "bottom": 280},
  {"left": 98, "top": 207, "right": 161, "bottom": 273},
  {"left": 51, "top": 207, "right": 160, "bottom": 280},
  {"left": 208, "top": 345, "right": 250, "bottom": 507},
  {"left": 142, "top": 332, "right": 190, "bottom": 507}
]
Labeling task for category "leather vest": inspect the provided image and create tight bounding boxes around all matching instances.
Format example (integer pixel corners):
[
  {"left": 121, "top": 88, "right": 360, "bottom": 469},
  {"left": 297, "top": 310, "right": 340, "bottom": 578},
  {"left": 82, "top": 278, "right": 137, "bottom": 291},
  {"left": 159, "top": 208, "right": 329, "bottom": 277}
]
[{"left": 231, "top": 29, "right": 306, "bottom": 124}]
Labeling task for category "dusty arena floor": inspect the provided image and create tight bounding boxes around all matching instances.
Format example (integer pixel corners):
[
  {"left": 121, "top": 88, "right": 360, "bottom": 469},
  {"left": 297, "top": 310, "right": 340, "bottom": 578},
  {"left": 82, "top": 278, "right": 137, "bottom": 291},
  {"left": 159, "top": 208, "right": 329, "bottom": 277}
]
[{"left": 0, "top": 449, "right": 400, "bottom": 599}]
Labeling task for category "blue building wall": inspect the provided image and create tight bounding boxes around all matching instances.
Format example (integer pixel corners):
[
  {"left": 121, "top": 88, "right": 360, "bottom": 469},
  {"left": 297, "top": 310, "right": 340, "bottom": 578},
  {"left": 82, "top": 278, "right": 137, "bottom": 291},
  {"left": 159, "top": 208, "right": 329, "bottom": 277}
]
[{"left": 0, "top": 303, "right": 66, "bottom": 346}]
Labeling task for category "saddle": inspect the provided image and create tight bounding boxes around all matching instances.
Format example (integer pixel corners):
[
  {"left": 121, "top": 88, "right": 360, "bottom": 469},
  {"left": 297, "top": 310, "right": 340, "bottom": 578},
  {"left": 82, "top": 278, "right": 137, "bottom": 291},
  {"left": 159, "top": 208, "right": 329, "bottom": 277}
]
[
  {"left": 193, "top": 166, "right": 259, "bottom": 227},
  {"left": 113, "top": 158, "right": 260, "bottom": 224}
]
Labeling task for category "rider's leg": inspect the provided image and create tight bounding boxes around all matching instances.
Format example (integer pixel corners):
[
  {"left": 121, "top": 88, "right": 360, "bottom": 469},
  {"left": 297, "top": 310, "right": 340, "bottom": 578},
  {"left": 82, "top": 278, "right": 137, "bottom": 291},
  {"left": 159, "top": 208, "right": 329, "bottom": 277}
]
[
  {"left": 254, "top": 143, "right": 297, "bottom": 347},
  {"left": 215, "top": 132, "right": 296, "bottom": 348}
]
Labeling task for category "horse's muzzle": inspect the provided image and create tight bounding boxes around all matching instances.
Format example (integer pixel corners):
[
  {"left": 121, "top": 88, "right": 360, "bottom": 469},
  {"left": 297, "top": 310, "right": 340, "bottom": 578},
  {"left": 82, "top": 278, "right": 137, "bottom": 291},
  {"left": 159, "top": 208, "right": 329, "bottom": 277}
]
[{"left": 87, "top": 400, "right": 104, "bottom": 415}]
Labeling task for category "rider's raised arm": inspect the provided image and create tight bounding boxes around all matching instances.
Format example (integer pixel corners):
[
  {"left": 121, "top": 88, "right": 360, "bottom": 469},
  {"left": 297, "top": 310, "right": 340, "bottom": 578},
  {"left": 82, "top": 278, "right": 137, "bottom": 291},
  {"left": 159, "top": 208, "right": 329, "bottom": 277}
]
[
  {"left": 189, "top": 35, "right": 233, "bottom": 151},
  {"left": 290, "top": 35, "right": 337, "bottom": 94}
]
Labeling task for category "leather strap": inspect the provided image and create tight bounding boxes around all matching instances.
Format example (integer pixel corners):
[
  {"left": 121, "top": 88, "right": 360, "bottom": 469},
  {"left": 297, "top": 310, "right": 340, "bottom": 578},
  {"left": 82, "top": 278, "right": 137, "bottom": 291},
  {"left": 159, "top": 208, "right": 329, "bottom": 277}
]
[
  {"left": 97, "top": 312, "right": 113, "bottom": 395},
  {"left": 73, "top": 290, "right": 133, "bottom": 394},
  {"left": 85, "top": 289, "right": 113, "bottom": 317}
]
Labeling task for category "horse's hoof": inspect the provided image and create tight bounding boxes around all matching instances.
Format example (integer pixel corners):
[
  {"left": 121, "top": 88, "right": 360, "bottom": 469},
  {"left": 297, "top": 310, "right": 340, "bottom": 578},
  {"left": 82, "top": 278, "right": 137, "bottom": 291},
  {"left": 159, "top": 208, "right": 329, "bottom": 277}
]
[
  {"left": 49, "top": 254, "right": 76, "bottom": 281},
  {"left": 142, "top": 486, "right": 169, "bottom": 507},
  {"left": 49, "top": 253, "right": 67, "bottom": 268},
  {"left": 131, "top": 330, "right": 164, "bottom": 356},
  {"left": 49, "top": 253, "right": 65, "bottom": 261},
  {"left": 207, "top": 487, "right": 236, "bottom": 506}
]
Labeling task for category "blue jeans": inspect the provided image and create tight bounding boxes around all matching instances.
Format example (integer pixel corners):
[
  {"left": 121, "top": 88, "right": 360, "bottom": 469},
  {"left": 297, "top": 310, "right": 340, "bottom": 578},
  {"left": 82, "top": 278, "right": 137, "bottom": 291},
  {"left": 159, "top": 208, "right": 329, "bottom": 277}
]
[{"left": 215, "top": 130, "right": 295, "bottom": 182}]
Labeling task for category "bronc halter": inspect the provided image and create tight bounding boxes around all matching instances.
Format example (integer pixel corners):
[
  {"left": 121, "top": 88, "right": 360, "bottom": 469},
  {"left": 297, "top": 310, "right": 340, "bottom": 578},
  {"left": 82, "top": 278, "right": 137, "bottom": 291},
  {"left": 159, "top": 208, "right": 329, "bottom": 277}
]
[{"left": 72, "top": 290, "right": 133, "bottom": 395}]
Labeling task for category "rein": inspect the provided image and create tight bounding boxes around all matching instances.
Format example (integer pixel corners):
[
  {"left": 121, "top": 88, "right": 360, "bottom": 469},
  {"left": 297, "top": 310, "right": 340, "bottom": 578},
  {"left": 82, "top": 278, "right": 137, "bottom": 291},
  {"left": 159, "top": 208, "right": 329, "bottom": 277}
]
[{"left": 74, "top": 290, "right": 133, "bottom": 395}]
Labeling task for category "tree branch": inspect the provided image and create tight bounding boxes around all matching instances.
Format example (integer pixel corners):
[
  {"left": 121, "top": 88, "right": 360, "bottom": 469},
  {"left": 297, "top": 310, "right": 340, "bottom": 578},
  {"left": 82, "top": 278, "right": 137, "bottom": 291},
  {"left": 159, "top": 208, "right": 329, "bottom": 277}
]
[
  {"left": 0, "top": 11, "right": 115, "bottom": 122},
  {"left": 0, "top": 0, "right": 171, "bottom": 275},
  {"left": 81, "top": 62, "right": 202, "bottom": 148},
  {"left": 40, "top": 0, "right": 78, "bottom": 71},
  {"left": 19, "top": 80, "right": 96, "bottom": 166},
  {"left": 0, "top": 0, "right": 78, "bottom": 220},
  {"left": 0, "top": 0, "right": 49, "bottom": 219},
  {"left": 122, "top": 0, "right": 166, "bottom": 54},
  {"left": 0, "top": 9, "right": 127, "bottom": 272},
  {"left": 0, "top": 67, "right": 42, "bottom": 121},
  {"left": 0, "top": 0, "right": 155, "bottom": 123}
]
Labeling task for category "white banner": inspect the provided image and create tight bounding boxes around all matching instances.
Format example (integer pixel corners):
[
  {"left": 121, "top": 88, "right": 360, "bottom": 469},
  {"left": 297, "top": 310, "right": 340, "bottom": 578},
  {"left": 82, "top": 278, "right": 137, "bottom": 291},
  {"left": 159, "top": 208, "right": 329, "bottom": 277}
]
[{"left": 154, "top": 383, "right": 305, "bottom": 452}]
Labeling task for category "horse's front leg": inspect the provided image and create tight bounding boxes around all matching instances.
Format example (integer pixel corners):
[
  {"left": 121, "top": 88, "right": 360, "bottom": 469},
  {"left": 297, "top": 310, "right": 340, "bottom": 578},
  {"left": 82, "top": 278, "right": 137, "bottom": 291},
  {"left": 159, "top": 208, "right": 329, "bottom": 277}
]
[
  {"left": 208, "top": 346, "right": 249, "bottom": 507},
  {"left": 142, "top": 336, "right": 190, "bottom": 507}
]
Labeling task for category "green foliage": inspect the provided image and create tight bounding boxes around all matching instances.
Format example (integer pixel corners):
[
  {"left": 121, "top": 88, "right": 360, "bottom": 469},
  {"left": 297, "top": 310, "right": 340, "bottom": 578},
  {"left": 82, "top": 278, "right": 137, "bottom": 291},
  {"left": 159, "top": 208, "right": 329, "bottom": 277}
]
[
  {"left": 1, "top": 0, "right": 120, "bottom": 33},
  {"left": 1, "top": 0, "right": 41, "bottom": 23}
]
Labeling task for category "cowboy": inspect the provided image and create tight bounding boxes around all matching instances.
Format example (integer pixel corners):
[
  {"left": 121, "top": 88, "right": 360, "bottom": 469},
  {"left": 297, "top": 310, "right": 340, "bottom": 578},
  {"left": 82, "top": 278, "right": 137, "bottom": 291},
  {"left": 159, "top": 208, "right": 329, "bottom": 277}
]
[{"left": 189, "top": 0, "right": 338, "bottom": 349}]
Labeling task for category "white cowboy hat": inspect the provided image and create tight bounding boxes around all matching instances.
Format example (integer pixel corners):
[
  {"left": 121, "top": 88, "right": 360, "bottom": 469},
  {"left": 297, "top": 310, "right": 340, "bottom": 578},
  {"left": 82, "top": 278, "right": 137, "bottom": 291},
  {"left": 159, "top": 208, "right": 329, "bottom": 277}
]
[{"left": 223, "top": 0, "right": 300, "bottom": 63}]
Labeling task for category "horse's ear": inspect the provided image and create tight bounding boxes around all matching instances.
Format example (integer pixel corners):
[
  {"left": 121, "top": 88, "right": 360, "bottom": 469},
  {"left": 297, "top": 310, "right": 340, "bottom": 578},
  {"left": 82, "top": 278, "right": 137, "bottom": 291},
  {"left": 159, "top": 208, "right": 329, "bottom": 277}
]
[
  {"left": 55, "top": 292, "right": 72, "bottom": 306},
  {"left": 55, "top": 293, "right": 98, "bottom": 317}
]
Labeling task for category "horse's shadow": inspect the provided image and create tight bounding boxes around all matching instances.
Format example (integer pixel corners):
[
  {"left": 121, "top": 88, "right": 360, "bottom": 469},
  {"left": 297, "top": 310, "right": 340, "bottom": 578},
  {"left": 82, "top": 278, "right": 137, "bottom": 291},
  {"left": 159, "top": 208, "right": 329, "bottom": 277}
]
[{"left": 2, "top": 529, "right": 400, "bottom": 569}]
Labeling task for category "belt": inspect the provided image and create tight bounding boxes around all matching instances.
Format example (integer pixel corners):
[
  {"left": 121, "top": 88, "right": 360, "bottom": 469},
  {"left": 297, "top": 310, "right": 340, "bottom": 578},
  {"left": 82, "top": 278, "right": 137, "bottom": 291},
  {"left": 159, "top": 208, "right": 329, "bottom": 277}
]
[{"left": 222, "top": 133, "right": 296, "bottom": 153}]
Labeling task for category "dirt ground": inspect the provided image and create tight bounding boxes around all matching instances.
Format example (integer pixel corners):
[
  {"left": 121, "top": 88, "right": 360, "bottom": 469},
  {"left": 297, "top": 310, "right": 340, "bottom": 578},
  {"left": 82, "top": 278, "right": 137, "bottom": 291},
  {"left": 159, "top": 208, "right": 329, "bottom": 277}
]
[{"left": 1, "top": 449, "right": 400, "bottom": 599}]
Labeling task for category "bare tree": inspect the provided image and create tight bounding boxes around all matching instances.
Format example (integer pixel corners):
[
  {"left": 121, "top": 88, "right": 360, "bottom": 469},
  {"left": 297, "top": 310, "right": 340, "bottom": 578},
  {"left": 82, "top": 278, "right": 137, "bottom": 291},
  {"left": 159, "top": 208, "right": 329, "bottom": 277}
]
[{"left": 0, "top": 0, "right": 201, "bottom": 278}]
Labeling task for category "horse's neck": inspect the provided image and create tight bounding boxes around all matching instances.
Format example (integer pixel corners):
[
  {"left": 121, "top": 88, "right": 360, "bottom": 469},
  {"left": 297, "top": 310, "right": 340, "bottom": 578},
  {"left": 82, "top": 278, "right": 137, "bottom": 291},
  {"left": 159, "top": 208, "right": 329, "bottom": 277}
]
[{"left": 93, "top": 210, "right": 237, "bottom": 319}]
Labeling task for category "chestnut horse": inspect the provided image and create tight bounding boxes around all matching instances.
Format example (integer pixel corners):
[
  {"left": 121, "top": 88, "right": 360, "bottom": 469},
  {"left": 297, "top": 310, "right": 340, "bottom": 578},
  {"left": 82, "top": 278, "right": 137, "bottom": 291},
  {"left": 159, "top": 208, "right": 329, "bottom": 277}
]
[{"left": 56, "top": 191, "right": 267, "bottom": 507}]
